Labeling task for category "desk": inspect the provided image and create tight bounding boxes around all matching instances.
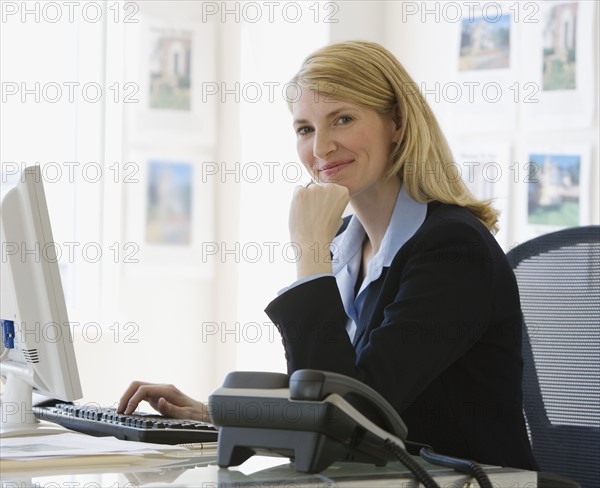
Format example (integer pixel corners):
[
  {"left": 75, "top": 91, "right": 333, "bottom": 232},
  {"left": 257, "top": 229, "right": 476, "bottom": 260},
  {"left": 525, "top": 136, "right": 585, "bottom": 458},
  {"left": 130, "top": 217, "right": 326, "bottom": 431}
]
[{"left": 1, "top": 445, "right": 539, "bottom": 487}]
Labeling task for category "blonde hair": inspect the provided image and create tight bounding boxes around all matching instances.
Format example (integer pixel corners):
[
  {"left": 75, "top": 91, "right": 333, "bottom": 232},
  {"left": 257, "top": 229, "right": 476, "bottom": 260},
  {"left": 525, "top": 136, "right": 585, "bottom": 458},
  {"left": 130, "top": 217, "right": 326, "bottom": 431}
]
[{"left": 289, "top": 40, "right": 499, "bottom": 233}]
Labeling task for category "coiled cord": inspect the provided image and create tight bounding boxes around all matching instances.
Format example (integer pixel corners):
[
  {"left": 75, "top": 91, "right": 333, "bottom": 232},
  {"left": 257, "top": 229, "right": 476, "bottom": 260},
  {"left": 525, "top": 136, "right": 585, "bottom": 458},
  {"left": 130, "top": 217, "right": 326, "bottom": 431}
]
[
  {"left": 420, "top": 446, "right": 493, "bottom": 488},
  {"left": 383, "top": 438, "right": 440, "bottom": 488}
]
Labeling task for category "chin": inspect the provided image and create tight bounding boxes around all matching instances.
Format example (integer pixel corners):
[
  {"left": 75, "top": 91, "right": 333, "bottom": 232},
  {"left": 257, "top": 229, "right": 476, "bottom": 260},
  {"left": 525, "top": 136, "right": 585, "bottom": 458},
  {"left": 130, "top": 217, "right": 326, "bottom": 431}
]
[
  {"left": 324, "top": 178, "right": 353, "bottom": 192},
  {"left": 339, "top": 183, "right": 359, "bottom": 198}
]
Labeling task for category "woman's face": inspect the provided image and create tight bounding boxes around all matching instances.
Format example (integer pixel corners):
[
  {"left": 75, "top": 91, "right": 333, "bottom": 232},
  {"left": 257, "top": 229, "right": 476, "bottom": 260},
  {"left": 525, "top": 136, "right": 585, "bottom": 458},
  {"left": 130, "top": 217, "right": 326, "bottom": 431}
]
[{"left": 292, "top": 89, "right": 401, "bottom": 197}]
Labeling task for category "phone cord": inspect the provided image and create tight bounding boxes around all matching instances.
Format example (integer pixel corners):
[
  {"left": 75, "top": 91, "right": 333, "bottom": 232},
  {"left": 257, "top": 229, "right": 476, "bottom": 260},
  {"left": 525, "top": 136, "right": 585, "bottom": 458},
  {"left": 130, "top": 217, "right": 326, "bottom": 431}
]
[
  {"left": 383, "top": 438, "right": 440, "bottom": 488},
  {"left": 420, "top": 446, "right": 494, "bottom": 488}
]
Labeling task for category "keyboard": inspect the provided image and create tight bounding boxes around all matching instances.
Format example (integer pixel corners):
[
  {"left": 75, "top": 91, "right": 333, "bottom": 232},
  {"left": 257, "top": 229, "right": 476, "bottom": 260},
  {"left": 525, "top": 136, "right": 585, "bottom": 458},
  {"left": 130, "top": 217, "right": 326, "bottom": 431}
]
[{"left": 33, "top": 403, "right": 218, "bottom": 445}]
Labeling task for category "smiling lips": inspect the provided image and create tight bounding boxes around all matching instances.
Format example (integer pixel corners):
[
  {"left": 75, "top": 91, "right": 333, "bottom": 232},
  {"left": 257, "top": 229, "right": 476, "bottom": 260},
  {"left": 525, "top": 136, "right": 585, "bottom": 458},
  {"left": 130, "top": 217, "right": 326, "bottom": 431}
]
[{"left": 318, "top": 160, "right": 354, "bottom": 178}]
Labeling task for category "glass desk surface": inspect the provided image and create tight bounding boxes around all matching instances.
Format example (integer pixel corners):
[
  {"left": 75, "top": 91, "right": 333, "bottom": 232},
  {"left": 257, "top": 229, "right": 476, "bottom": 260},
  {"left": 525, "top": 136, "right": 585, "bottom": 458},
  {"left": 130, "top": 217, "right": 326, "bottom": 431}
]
[{"left": 1, "top": 444, "right": 538, "bottom": 488}]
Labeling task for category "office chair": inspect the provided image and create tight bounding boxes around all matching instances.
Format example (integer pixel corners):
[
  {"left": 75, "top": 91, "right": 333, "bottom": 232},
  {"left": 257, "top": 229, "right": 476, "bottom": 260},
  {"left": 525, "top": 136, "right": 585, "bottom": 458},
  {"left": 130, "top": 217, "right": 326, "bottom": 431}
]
[{"left": 506, "top": 226, "right": 600, "bottom": 488}]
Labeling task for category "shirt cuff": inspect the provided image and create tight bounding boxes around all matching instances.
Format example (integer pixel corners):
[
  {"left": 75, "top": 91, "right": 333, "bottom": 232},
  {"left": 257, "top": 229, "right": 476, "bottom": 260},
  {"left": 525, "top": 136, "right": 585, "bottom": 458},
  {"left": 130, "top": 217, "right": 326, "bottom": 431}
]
[{"left": 277, "top": 273, "right": 334, "bottom": 296}]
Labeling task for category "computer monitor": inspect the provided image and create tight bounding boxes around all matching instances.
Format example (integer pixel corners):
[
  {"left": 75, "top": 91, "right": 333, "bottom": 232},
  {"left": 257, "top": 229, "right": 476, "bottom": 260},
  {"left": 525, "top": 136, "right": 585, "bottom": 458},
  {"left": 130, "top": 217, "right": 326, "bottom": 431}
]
[{"left": 0, "top": 165, "right": 83, "bottom": 436}]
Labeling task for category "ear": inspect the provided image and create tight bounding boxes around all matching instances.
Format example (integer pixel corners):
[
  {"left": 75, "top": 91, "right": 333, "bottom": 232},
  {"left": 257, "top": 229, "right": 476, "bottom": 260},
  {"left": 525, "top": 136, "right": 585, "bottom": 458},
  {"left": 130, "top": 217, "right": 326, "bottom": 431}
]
[{"left": 391, "top": 104, "right": 403, "bottom": 143}]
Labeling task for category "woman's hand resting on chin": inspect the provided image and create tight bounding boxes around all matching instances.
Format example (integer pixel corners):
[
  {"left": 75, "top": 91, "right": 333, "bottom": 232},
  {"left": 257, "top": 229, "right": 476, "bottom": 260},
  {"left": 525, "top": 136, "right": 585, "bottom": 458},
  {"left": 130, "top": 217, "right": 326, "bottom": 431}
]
[{"left": 289, "top": 182, "right": 350, "bottom": 279}]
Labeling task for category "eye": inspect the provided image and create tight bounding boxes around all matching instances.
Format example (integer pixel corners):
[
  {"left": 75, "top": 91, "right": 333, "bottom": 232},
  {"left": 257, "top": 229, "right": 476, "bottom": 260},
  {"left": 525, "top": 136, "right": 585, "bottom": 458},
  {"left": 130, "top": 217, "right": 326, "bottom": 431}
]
[
  {"left": 336, "top": 115, "right": 353, "bottom": 125},
  {"left": 296, "top": 126, "right": 313, "bottom": 135}
]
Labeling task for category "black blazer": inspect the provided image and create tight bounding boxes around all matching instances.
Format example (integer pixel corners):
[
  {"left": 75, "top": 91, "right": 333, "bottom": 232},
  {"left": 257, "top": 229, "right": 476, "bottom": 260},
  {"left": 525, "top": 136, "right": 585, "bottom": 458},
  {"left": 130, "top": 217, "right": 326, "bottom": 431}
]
[{"left": 265, "top": 202, "right": 538, "bottom": 470}]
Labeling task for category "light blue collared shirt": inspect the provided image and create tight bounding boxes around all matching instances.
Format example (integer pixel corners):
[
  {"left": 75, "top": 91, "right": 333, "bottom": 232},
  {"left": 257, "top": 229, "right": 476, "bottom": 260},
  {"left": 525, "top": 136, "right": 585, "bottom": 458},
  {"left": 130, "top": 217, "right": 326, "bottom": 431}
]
[
  {"left": 331, "top": 185, "right": 427, "bottom": 342},
  {"left": 279, "top": 185, "right": 427, "bottom": 342}
]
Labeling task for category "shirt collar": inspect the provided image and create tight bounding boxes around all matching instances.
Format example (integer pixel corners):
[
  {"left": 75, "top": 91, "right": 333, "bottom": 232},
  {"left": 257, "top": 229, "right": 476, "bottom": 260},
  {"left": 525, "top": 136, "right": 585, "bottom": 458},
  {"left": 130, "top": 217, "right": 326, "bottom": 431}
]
[{"left": 331, "top": 184, "right": 427, "bottom": 280}]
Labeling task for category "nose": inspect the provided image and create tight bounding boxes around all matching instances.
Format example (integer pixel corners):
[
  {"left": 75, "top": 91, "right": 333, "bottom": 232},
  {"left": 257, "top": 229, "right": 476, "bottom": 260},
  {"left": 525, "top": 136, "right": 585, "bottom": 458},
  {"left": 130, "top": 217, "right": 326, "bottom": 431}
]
[{"left": 313, "top": 129, "right": 336, "bottom": 161}]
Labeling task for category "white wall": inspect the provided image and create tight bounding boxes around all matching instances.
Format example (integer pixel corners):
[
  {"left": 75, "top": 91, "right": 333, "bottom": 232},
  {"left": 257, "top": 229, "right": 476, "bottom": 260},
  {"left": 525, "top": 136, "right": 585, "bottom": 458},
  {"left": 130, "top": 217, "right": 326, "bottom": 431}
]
[{"left": 233, "top": 14, "right": 330, "bottom": 374}]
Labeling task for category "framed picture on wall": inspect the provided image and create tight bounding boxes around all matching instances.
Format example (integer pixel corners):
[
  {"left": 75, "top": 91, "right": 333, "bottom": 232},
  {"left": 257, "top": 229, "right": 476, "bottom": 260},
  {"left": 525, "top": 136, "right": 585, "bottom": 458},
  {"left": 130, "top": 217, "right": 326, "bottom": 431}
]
[
  {"left": 145, "top": 159, "right": 194, "bottom": 246},
  {"left": 448, "top": 6, "right": 518, "bottom": 132},
  {"left": 147, "top": 28, "right": 193, "bottom": 112},
  {"left": 123, "top": 8, "right": 217, "bottom": 147},
  {"left": 458, "top": 13, "right": 511, "bottom": 71},
  {"left": 124, "top": 149, "right": 216, "bottom": 279},
  {"left": 513, "top": 143, "right": 592, "bottom": 244},
  {"left": 519, "top": 1, "right": 596, "bottom": 130}
]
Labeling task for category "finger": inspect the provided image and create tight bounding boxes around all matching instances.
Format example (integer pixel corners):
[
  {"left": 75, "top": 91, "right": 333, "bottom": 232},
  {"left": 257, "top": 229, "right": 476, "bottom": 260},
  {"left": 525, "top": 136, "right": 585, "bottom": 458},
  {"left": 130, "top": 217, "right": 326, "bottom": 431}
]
[
  {"left": 117, "top": 381, "right": 147, "bottom": 413},
  {"left": 123, "top": 384, "right": 161, "bottom": 415},
  {"left": 156, "top": 397, "right": 198, "bottom": 420},
  {"left": 123, "top": 397, "right": 142, "bottom": 415},
  {"left": 156, "top": 397, "right": 186, "bottom": 419},
  {"left": 157, "top": 397, "right": 208, "bottom": 421},
  {"left": 149, "top": 385, "right": 187, "bottom": 407}
]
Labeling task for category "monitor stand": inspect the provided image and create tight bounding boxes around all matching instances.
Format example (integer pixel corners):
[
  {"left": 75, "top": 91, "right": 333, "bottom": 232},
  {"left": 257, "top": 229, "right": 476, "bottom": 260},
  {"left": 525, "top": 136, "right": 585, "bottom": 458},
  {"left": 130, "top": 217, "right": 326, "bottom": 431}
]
[{"left": 0, "top": 372, "right": 70, "bottom": 437}]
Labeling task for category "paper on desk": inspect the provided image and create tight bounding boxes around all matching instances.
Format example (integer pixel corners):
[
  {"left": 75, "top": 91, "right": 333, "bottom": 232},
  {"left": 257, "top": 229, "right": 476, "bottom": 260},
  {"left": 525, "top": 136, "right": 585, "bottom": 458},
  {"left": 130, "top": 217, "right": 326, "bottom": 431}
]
[{"left": 0, "top": 432, "right": 185, "bottom": 461}]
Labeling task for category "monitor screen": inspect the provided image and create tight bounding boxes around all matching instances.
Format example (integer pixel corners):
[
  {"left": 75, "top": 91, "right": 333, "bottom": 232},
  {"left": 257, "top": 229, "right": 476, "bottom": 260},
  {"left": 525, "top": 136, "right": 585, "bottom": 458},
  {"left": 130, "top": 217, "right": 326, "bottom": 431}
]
[{"left": 0, "top": 165, "right": 83, "bottom": 436}]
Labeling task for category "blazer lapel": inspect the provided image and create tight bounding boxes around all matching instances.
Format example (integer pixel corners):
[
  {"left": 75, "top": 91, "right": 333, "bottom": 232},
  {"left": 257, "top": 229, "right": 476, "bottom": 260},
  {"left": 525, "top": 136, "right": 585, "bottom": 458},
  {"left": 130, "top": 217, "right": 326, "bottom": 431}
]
[{"left": 353, "top": 268, "right": 388, "bottom": 348}]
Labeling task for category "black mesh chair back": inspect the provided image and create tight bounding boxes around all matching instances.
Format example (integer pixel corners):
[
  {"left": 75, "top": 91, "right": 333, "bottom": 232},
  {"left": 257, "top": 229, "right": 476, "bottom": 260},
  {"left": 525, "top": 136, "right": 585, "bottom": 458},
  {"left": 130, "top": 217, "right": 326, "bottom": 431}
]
[{"left": 506, "top": 226, "right": 600, "bottom": 488}]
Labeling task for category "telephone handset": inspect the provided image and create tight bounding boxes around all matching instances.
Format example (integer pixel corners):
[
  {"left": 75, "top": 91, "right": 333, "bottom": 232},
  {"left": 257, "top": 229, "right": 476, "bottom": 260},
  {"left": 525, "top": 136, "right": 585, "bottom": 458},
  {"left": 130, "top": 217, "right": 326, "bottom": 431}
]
[
  {"left": 289, "top": 369, "right": 407, "bottom": 440},
  {"left": 209, "top": 369, "right": 408, "bottom": 473}
]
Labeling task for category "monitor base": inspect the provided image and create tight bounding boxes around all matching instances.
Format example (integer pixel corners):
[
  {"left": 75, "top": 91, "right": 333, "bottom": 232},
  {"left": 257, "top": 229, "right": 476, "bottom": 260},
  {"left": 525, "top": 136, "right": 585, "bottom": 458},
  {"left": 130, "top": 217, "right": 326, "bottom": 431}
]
[
  {"left": 0, "top": 419, "right": 72, "bottom": 438},
  {"left": 0, "top": 372, "right": 71, "bottom": 437}
]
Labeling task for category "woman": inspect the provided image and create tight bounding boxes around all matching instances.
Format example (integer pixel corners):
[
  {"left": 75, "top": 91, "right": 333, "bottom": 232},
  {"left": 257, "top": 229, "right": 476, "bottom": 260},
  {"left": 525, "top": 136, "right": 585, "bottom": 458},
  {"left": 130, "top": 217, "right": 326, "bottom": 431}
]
[{"left": 119, "top": 41, "right": 537, "bottom": 470}]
